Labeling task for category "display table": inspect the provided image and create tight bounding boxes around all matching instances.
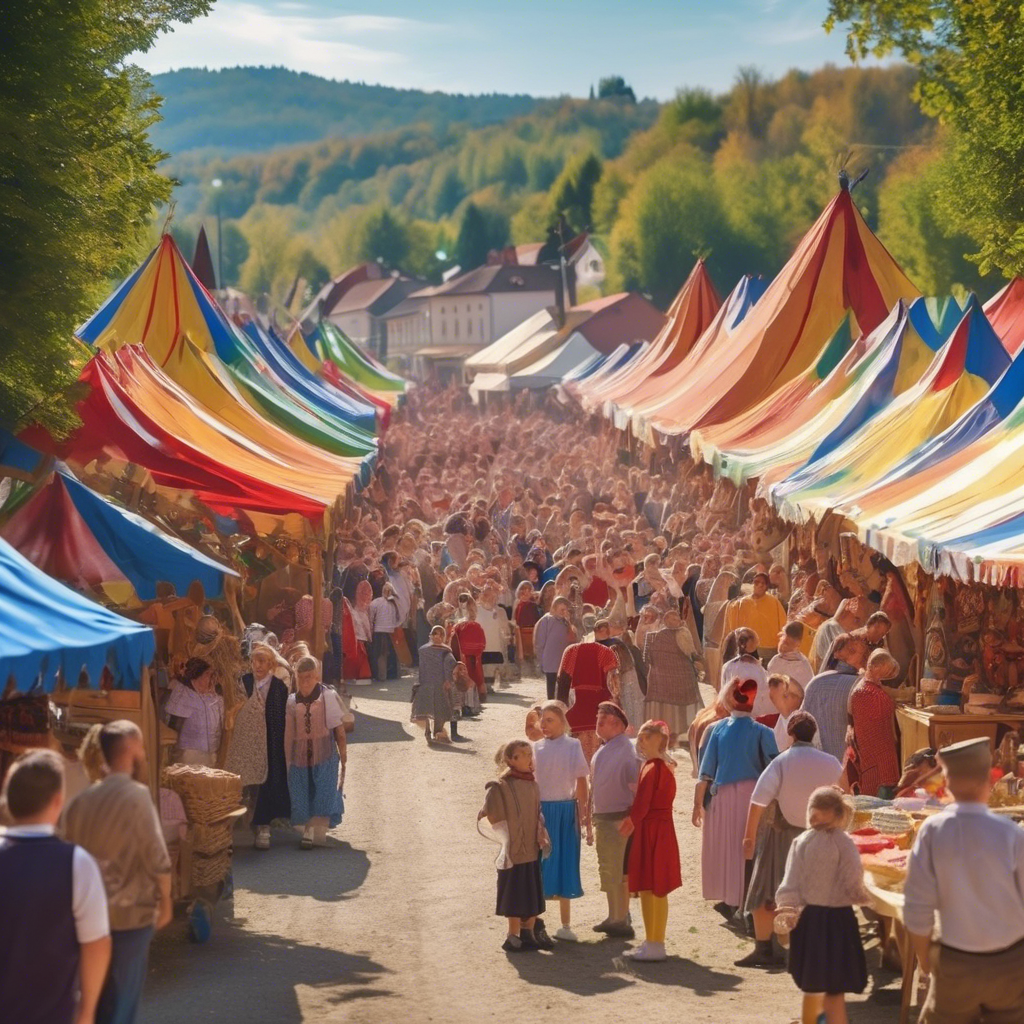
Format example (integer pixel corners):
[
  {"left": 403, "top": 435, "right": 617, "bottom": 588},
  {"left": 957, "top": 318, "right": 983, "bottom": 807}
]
[
  {"left": 864, "top": 878, "right": 918, "bottom": 1024},
  {"left": 896, "top": 704, "right": 1024, "bottom": 765}
]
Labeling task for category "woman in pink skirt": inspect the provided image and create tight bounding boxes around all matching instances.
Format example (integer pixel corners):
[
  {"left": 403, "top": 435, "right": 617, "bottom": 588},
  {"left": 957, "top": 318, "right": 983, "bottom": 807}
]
[{"left": 692, "top": 675, "right": 778, "bottom": 920}]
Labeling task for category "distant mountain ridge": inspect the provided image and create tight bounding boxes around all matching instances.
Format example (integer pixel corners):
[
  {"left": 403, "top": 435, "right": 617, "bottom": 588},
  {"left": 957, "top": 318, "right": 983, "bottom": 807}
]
[{"left": 150, "top": 66, "right": 546, "bottom": 156}]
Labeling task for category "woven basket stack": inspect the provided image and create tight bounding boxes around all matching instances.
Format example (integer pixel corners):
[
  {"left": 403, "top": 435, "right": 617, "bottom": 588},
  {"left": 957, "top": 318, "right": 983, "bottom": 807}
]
[{"left": 162, "top": 765, "right": 243, "bottom": 890}]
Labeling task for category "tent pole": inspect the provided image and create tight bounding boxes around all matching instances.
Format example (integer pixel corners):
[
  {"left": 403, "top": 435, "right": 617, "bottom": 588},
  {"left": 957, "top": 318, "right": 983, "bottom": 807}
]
[{"left": 311, "top": 542, "right": 324, "bottom": 665}]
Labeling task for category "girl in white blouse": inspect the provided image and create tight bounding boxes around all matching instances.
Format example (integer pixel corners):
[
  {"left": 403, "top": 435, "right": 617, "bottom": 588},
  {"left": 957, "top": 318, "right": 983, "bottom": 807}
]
[{"left": 774, "top": 787, "right": 871, "bottom": 1024}]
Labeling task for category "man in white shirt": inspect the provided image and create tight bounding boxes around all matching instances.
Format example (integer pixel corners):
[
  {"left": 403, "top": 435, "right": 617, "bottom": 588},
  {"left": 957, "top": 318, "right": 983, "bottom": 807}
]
[
  {"left": 905, "top": 736, "right": 1024, "bottom": 1023},
  {"left": 767, "top": 622, "right": 814, "bottom": 690},
  {"left": 0, "top": 749, "right": 111, "bottom": 1024},
  {"left": 738, "top": 712, "right": 842, "bottom": 966}
]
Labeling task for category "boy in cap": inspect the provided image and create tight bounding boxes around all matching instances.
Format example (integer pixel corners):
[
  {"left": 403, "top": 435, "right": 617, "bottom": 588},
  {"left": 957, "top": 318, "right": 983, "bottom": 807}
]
[
  {"left": 904, "top": 736, "right": 1024, "bottom": 1023},
  {"left": 589, "top": 702, "right": 640, "bottom": 939}
]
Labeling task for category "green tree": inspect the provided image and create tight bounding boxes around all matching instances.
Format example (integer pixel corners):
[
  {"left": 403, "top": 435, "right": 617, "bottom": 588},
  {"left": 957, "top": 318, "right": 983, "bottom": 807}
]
[
  {"left": 353, "top": 205, "right": 410, "bottom": 269},
  {"left": 877, "top": 145, "right": 988, "bottom": 297},
  {"left": 238, "top": 205, "right": 295, "bottom": 297},
  {"left": 598, "top": 76, "right": 637, "bottom": 103},
  {"left": 0, "top": 0, "right": 213, "bottom": 432},
  {"left": 547, "top": 152, "right": 603, "bottom": 233},
  {"left": 826, "top": 0, "right": 1024, "bottom": 276},
  {"left": 610, "top": 155, "right": 749, "bottom": 306},
  {"left": 456, "top": 203, "right": 492, "bottom": 270},
  {"left": 220, "top": 221, "right": 250, "bottom": 287}
]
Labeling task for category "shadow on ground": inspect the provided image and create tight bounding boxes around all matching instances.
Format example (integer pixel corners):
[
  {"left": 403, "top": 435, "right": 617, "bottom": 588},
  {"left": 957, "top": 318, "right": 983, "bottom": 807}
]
[
  {"left": 505, "top": 937, "right": 743, "bottom": 997},
  {"left": 146, "top": 923, "right": 390, "bottom": 1022},
  {"left": 232, "top": 836, "right": 371, "bottom": 901}
]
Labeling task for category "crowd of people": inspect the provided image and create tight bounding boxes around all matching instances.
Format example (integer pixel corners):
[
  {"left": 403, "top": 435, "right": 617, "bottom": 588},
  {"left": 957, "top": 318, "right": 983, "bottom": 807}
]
[{"left": 5, "top": 384, "right": 1024, "bottom": 1024}]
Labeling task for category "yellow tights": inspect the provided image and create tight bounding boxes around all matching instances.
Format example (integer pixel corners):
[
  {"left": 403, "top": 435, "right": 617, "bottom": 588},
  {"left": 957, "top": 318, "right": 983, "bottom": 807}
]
[{"left": 639, "top": 891, "right": 668, "bottom": 943}]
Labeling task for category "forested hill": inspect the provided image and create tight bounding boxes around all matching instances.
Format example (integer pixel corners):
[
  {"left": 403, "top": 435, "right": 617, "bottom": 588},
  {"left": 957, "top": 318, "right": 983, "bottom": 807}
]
[{"left": 150, "top": 67, "right": 546, "bottom": 155}]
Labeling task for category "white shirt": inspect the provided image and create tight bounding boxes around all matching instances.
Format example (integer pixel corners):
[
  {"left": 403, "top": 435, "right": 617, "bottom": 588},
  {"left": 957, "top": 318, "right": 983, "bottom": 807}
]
[
  {"left": 750, "top": 742, "right": 843, "bottom": 827},
  {"left": 532, "top": 734, "right": 588, "bottom": 803},
  {"left": 904, "top": 802, "right": 1024, "bottom": 952},
  {"left": 767, "top": 651, "right": 814, "bottom": 690},
  {"left": 254, "top": 672, "right": 274, "bottom": 699},
  {"left": 773, "top": 710, "right": 823, "bottom": 752},
  {"left": 477, "top": 605, "right": 509, "bottom": 653},
  {"left": 3, "top": 824, "right": 110, "bottom": 943},
  {"left": 721, "top": 657, "right": 772, "bottom": 717}
]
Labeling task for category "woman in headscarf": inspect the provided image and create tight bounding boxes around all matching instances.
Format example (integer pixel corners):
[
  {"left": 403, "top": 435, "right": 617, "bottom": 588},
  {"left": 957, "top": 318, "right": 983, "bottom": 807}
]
[
  {"left": 285, "top": 656, "right": 346, "bottom": 848},
  {"left": 692, "top": 675, "right": 778, "bottom": 921},
  {"left": 413, "top": 626, "right": 457, "bottom": 744},
  {"left": 343, "top": 580, "right": 374, "bottom": 687},
  {"left": 230, "top": 643, "right": 292, "bottom": 850}
]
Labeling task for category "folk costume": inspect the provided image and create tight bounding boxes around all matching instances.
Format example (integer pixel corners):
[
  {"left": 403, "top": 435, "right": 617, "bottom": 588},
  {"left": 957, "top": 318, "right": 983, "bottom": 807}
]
[
  {"left": 236, "top": 669, "right": 291, "bottom": 828},
  {"left": 642, "top": 624, "right": 703, "bottom": 739},
  {"left": 481, "top": 770, "right": 547, "bottom": 920},
  {"left": 284, "top": 684, "right": 344, "bottom": 828},
  {"left": 555, "top": 641, "right": 619, "bottom": 763},
  {"left": 698, "top": 678, "right": 778, "bottom": 909},
  {"left": 533, "top": 734, "right": 588, "bottom": 901},
  {"left": 413, "top": 642, "right": 456, "bottom": 737}
]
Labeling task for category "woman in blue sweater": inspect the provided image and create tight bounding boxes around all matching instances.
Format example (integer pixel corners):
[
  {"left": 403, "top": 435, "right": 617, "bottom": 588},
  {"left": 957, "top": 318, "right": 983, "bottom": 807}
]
[{"left": 692, "top": 675, "right": 778, "bottom": 919}]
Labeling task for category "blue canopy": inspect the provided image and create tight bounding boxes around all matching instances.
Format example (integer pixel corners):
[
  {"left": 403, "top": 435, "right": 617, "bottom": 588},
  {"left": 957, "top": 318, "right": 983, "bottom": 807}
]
[
  {"left": 0, "top": 537, "right": 154, "bottom": 692},
  {"left": 1, "top": 432, "right": 238, "bottom": 601}
]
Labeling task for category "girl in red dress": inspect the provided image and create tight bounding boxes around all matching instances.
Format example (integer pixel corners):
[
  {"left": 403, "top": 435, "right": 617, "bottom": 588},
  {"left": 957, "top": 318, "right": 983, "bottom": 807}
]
[
  {"left": 620, "top": 720, "right": 682, "bottom": 961},
  {"left": 451, "top": 593, "right": 487, "bottom": 716}
]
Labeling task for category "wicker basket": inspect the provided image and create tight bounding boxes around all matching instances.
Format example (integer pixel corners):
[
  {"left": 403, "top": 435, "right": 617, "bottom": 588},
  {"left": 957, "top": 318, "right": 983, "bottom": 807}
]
[
  {"left": 162, "top": 764, "right": 243, "bottom": 825},
  {"left": 190, "top": 819, "right": 234, "bottom": 856},
  {"left": 191, "top": 848, "right": 232, "bottom": 887}
]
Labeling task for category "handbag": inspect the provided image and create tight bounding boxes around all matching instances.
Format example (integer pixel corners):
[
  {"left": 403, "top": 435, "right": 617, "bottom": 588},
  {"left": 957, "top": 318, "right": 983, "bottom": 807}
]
[{"left": 224, "top": 688, "right": 268, "bottom": 786}]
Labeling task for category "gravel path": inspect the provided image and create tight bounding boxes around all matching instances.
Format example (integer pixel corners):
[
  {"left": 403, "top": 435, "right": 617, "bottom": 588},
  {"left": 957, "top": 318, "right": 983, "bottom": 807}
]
[{"left": 144, "top": 669, "right": 905, "bottom": 1022}]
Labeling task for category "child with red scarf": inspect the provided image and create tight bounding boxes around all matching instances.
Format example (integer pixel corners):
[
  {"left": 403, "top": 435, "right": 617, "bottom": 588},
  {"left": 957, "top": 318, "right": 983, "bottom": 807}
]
[{"left": 479, "top": 739, "right": 551, "bottom": 953}]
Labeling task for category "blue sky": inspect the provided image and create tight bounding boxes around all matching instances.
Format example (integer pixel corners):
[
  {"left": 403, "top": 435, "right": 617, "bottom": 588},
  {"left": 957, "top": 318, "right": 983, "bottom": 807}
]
[{"left": 136, "top": 0, "right": 865, "bottom": 98}]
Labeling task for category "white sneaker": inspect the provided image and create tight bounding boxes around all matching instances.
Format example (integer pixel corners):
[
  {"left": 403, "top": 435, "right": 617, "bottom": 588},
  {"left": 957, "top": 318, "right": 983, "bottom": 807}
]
[
  {"left": 353, "top": 678, "right": 373, "bottom": 687},
  {"left": 254, "top": 826, "right": 270, "bottom": 850},
  {"left": 627, "top": 941, "right": 666, "bottom": 961},
  {"left": 554, "top": 926, "right": 578, "bottom": 942}
]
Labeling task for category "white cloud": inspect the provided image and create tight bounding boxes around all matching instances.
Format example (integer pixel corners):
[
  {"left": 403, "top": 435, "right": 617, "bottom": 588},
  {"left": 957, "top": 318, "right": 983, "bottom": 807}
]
[{"left": 136, "top": 2, "right": 436, "bottom": 79}]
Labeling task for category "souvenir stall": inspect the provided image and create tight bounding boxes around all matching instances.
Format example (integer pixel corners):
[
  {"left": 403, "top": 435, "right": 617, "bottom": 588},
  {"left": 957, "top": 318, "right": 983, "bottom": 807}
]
[{"left": 0, "top": 535, "right": 157, "bottom": 788}]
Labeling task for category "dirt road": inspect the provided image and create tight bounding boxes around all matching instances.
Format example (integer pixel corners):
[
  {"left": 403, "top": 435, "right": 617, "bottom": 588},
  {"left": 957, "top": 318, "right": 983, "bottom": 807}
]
[{"left": 145, "top": 671, "right": 905, "bottom": 1023}]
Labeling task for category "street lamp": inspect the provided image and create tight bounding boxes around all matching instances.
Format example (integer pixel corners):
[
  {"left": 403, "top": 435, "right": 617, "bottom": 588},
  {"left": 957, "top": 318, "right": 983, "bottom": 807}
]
[{"left": 211, "top": 178, "right": 223, "bottom": 290}]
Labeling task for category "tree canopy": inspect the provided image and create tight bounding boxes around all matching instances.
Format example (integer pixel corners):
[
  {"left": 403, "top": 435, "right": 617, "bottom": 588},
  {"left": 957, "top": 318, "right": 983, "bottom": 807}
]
[
  {"left": 827, "top": 0, "right": 1024, "bottom": 277},
  {"left": 0, "top": 0, "right": 212, "bottom": 433}
]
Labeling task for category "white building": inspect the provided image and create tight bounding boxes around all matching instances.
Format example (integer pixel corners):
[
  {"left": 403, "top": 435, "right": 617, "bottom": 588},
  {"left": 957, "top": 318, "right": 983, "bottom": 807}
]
[{"left": 382, "top": 263, "right": 560, "bottom": 380}]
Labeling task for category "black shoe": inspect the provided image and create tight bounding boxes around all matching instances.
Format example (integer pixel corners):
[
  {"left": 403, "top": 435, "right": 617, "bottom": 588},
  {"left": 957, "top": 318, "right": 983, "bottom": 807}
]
[
  {"left": 530, "top": 921, "right": 555, "bottom": 950},
  {"left": 733, "top": 942, "right": 784, "bottom": 968},
  {"left": 502, "top": 935, "right": 525, "bottom": 953},
  {"left": 592, "top": 918, "right": 612, "bottom": 934},
  {"left": 604, "top": 922, "right": 636, "bottom": 939},
  {"left": 713, "top": 901, "right": 737, "bottom": 921},
  {"left": 518, "top": 930, "right": 541, "bottom": 951}
]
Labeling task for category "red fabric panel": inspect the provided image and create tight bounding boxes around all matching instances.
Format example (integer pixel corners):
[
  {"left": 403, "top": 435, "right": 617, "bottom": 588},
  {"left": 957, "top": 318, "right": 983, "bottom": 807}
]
[{"left": 0, "top": 478, "right": 126, "bottom": 589}]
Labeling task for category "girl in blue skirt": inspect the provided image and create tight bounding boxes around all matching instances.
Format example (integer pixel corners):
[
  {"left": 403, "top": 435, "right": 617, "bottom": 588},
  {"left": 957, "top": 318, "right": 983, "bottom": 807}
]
[{"left": 532, "top": 700, "right": 590, "bottom": 942}]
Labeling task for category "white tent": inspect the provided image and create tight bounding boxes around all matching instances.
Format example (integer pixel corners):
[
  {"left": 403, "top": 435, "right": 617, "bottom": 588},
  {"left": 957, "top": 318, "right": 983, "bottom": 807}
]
[{"left": 508, "top": 332, "right": 605, "bottom": 390}]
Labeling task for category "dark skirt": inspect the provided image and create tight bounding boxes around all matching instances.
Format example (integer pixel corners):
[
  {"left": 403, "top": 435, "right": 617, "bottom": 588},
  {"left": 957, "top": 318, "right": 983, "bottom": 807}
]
[
  {"left": 496, "top": 860, "right": 545, "bottom": 919},
  {"left": 789, "top": 905, "right": 867, "bottom": 995},
  {"left": 252, "top": 683, "right": 291, "bottom": 827},
  {"left": 744, "top": 804, "right": 803, "bottom": 913}
]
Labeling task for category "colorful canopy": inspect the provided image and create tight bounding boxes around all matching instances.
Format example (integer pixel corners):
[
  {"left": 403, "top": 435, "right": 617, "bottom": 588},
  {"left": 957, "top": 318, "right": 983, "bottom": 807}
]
[
  {"left": 578, "top": 259, "right": 721, "bottom": 412},
  {"left": 640, "top": 187, "right": 919, "bottom": 436},
  {"left": 0, "top": 434, "right": 236, "bottom": 601},
  {"left": 984, "top": 278, "right": 1024, "bottom": 356},
  {"left": 77, "top": 236, "right": 379, "bottom": 452},
  {"left": 302, "top": 320, "right": 406, "bottom": 396},
  {"left": 772, "top": 298, "right": 1010, "bottom": 520},
  {"left": 0, "top": 536, "right": 154, "bottom": 692}
]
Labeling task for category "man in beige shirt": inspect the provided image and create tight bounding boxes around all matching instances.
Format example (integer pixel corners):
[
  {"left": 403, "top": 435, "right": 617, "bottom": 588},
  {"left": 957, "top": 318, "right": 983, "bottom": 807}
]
[{"left": 63, "top": 721, "right": 172, "bottom": 1024}]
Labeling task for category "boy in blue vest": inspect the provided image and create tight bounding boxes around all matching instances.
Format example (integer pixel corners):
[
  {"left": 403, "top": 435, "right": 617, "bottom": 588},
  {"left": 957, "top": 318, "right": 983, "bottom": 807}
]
[{"left": 0, "top": 749, "right": 111, "bottom": 1024}]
